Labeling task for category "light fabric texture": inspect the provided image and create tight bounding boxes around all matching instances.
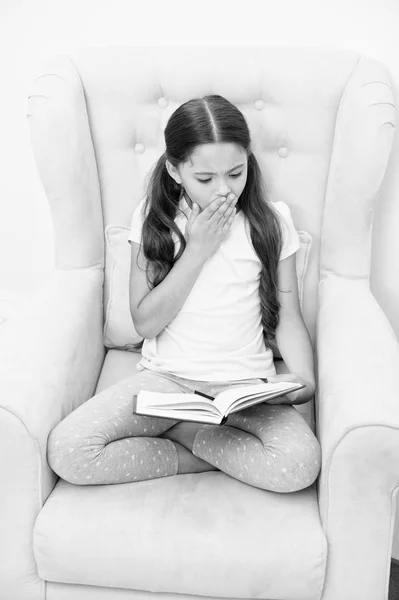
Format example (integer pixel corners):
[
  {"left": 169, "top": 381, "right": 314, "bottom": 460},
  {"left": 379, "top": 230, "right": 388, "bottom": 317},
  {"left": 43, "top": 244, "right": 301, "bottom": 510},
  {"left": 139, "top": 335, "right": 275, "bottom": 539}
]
[
  {"left": 125, "top": 196, "right": 300, "bottom": 381},
  {"left": 47, "top": 367, "right": 321, "bottom": 492},
  {"left": 104, "top": 219, "right": 312, "bottom": 351}
]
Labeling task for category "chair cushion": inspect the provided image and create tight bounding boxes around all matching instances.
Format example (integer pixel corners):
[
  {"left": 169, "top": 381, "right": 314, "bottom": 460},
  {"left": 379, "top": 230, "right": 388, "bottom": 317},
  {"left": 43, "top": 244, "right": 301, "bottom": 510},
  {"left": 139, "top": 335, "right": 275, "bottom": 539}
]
[
  {"left": 34, "top": 473, "right": 326, "bottom": 600},
  {"left": 35, "top": 350, "right": 324, "bottom": 598},
  {"left": 103, "top": 224, "right": 312, "bottom": 350}
]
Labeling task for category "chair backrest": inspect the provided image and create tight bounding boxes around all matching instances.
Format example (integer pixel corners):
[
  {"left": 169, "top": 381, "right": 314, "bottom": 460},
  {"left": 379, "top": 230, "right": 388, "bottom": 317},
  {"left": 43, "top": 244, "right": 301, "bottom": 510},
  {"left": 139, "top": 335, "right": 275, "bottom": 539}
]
[{"left": 27, "top": 46, "right": 395, "bottom": 347}]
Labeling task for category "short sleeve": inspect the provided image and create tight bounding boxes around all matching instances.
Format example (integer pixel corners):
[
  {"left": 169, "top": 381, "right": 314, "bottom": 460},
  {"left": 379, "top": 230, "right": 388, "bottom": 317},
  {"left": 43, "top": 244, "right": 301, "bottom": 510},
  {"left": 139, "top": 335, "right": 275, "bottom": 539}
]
[
  {"left": 273, "top": 201, "right": 301, "bottom": 261},
  {"left": 127, "top": 198, "right": 147, "bottom": 245}
]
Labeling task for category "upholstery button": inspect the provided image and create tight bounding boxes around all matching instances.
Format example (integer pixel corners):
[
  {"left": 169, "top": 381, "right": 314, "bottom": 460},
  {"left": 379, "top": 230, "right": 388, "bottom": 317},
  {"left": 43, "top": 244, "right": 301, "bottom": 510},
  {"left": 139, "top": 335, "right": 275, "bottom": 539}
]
[
  {"left": 277, "top": 146, "right": 289, "bottom": 158},
  {"left": 134, "top": 143, "right": 145, "bottom": 154},
  {"left": 254, "top": 100, "right": 265, "bottom": 110},
  {"left": 158, "top": 97, "right": 169, "bottom": 108}
]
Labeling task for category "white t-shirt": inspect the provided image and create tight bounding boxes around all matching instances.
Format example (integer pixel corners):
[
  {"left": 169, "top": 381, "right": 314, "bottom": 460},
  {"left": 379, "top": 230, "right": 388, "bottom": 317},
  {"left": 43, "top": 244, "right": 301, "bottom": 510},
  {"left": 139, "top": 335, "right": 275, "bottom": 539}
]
[{"left": 128, "top": 195, "right": 300, "bottom": 381}]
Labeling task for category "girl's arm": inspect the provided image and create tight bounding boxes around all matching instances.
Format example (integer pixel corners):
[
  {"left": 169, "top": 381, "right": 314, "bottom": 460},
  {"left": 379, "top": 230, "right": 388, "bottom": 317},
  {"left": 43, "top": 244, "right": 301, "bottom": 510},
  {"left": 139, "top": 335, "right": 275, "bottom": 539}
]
[
  {"left": 267, "top": 252, "right": 316, "bottom": 405},
  {"left": 129, "top": 194, "right": 237, "bottom": 339},
  {"left": 129, "top": 241, "right": 207, "bottom": 339}
]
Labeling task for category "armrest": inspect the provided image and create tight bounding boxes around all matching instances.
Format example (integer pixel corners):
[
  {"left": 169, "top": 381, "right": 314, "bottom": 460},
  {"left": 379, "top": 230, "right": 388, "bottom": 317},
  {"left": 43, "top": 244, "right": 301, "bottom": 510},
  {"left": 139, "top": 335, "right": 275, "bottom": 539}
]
[
  {"left": 0, "top": 267, "right": 106, "bottom": 595},
  {"left": 316, "top": 274, "right": 399, "bottom": 600}
]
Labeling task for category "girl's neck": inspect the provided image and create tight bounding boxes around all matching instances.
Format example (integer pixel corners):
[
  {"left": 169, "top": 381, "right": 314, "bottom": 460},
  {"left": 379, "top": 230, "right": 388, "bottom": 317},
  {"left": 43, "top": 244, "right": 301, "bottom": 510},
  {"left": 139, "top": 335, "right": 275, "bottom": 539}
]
[{"left": 182, "top": 192, "right": 193, "bottom": 210}]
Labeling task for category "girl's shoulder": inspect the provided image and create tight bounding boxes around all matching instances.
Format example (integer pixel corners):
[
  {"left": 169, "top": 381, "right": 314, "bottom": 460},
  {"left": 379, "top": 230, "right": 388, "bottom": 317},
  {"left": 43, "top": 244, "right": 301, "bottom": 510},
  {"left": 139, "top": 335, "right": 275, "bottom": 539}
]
[
  {"left": 269, "top": 201, "right": 297, "bottom": 232},
  {"left": 270, "top": 201, "right": 301, "bottom": 260},
  {"left": 132, "top": 196, "right": 148, "bottom": 218},
  {"left": 270, "top": 200, "right": 292, "bottom": 218},
  {"left": 128, "top": 197, "right": 150, "bottom": 244}
]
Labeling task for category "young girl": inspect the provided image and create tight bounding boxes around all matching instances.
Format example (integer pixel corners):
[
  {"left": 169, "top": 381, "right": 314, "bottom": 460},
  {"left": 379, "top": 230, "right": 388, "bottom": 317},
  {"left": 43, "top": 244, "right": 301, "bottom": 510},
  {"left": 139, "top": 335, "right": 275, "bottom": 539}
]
[{"left": 47, "top": 95, "right": 321, "bottom": 493}]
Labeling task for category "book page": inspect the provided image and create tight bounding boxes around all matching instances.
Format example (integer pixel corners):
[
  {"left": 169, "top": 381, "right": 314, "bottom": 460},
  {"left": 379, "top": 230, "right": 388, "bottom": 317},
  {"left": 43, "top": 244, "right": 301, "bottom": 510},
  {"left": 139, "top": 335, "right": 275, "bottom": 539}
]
[
  {"left": 227, "top": 382, "right": 305, "bottom": 412},
  {"left": 214, "top": 382, "right": 304, "bottom": 414},
  {"left": 227, "top": 385, "right": 303, "bottom": 414},
  {"left": 136, "top": 390, "right": 220, "bottom": 415},
  {"left": 136, "top": 405, "right": 220, "bottom": 425}
]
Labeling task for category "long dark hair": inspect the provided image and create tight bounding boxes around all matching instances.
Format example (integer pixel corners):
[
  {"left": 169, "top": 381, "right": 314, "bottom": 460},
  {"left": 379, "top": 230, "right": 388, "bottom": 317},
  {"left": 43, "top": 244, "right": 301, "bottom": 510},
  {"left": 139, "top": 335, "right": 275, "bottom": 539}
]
[{"left": 132, "top": 95, "right": 283, "bottom": 352}]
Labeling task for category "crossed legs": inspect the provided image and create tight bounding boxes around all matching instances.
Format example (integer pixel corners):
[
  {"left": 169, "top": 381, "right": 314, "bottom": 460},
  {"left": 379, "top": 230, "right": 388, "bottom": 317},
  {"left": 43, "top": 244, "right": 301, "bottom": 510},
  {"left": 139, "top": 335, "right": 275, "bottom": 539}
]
[{"left": 47, "top": 368, "right": 321, "bottom": 492}]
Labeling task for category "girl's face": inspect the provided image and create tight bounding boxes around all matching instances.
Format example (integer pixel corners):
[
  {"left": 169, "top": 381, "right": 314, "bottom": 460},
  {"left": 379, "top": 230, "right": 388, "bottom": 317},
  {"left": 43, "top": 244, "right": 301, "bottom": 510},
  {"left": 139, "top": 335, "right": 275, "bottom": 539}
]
[{"left": 167, "top": 143, "right": 248, "bottom": 212}]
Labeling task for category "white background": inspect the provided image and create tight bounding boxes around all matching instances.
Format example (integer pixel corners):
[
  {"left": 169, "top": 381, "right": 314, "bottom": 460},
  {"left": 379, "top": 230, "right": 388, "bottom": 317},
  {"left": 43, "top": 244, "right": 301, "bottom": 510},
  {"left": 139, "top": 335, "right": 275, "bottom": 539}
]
[{"left": 0, "top": 0, "right": 398, "bottom": 335}]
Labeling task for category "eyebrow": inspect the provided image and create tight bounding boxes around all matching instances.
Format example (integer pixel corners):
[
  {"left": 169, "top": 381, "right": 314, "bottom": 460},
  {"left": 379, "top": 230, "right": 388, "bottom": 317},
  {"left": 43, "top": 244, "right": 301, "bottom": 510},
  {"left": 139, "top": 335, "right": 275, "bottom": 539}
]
[{"left": 194, "top": 163, "right": 245, "bottom": 175}]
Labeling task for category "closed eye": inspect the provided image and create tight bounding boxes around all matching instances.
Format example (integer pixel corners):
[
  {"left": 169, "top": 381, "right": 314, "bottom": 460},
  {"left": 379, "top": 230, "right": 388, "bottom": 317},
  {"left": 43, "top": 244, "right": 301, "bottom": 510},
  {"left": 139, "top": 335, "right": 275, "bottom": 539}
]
[{"left": 197, "top": 172, "right": 243, "bottom": 184}]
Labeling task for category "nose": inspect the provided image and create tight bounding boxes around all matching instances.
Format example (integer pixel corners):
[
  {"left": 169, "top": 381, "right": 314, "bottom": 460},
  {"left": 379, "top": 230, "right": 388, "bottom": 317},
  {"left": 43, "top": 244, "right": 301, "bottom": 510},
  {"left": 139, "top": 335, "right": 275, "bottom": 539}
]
[{"left": 217, "top": 183, "right": 231, "bottom": 198}]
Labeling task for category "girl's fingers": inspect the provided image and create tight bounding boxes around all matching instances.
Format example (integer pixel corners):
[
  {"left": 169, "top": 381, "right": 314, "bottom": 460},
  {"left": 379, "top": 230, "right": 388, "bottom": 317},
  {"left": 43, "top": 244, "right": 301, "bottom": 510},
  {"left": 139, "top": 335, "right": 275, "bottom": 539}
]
[
  {"left": 201, "top": 196, "right": 227, "bottom": 221},
  {"left": 220, "top": 209, "right": 236, "bottom": 233},
  {"left": 216, "top": 205, "right": 235, "bottom": 226},
  {"left": 214, "top": 200, "right": 234, "bottom": 225},
  {"left": 198, "top": 193, "right": 236, "bottom": 223},
  {"left": 214, "top": 198, "right": 237, "bottom": 227}
]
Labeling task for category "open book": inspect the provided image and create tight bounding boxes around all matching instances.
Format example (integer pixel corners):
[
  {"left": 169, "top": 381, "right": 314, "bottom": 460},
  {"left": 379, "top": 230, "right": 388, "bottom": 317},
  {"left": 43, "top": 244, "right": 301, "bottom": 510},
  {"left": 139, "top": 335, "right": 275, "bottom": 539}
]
[{"left": 133, "top": 380, "right": 306, "bottom": 425}]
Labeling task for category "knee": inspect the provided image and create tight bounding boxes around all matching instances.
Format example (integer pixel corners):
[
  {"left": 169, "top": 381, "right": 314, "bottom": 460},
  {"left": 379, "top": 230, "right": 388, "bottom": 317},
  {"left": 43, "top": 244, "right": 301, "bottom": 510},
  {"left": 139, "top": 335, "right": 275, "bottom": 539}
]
[
  {"left": 252, "top": 425, "right": 321, "bottom": 493},
  {"left": 276, "top": 433, "right": 322, "bottom": 493},
  {"left": 47, "top": 424, "right": 88, "bottom": 484},
  {"left": 47, "top": 425, "right": 69, "bottom": 478}
]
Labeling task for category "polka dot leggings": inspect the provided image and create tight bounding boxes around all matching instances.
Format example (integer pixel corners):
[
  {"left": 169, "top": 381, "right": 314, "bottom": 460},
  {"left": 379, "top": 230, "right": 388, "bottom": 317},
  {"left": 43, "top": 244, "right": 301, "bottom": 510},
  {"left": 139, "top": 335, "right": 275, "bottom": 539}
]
[{"left": 47, "top": 367, "right": 321, "bottom": 493}]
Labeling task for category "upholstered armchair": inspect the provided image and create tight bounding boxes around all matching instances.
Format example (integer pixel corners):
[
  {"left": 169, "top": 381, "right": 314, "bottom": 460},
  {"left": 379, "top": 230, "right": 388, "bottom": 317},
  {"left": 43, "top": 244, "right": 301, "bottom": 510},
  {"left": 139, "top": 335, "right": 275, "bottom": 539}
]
[{"left": 0, "top": 46, "right": 398, "bottom": 600}]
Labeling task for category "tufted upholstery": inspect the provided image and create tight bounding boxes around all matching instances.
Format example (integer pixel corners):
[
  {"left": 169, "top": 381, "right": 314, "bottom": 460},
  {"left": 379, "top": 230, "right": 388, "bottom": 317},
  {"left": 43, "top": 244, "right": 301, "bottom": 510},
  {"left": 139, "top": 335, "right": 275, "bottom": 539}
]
[{"left": 0, "top": 46, "right": 398, "bottom": 600}]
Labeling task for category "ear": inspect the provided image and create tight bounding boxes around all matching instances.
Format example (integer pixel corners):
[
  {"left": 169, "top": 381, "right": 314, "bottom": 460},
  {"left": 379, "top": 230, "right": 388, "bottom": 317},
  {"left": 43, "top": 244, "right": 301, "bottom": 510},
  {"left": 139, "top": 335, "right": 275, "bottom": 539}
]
[{"left": 165, "top": 159, "right": 181, "bottom": 185}]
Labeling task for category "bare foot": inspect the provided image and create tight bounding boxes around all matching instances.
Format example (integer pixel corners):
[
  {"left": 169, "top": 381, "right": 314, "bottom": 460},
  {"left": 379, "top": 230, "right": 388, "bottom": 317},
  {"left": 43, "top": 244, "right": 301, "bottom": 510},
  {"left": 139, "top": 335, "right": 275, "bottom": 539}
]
[
  {"left": 172, "top": 441, "right": 218, "bottom": 474},
  {"left": 161, "top": 422, "right": 211, "bottom": 452}
]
